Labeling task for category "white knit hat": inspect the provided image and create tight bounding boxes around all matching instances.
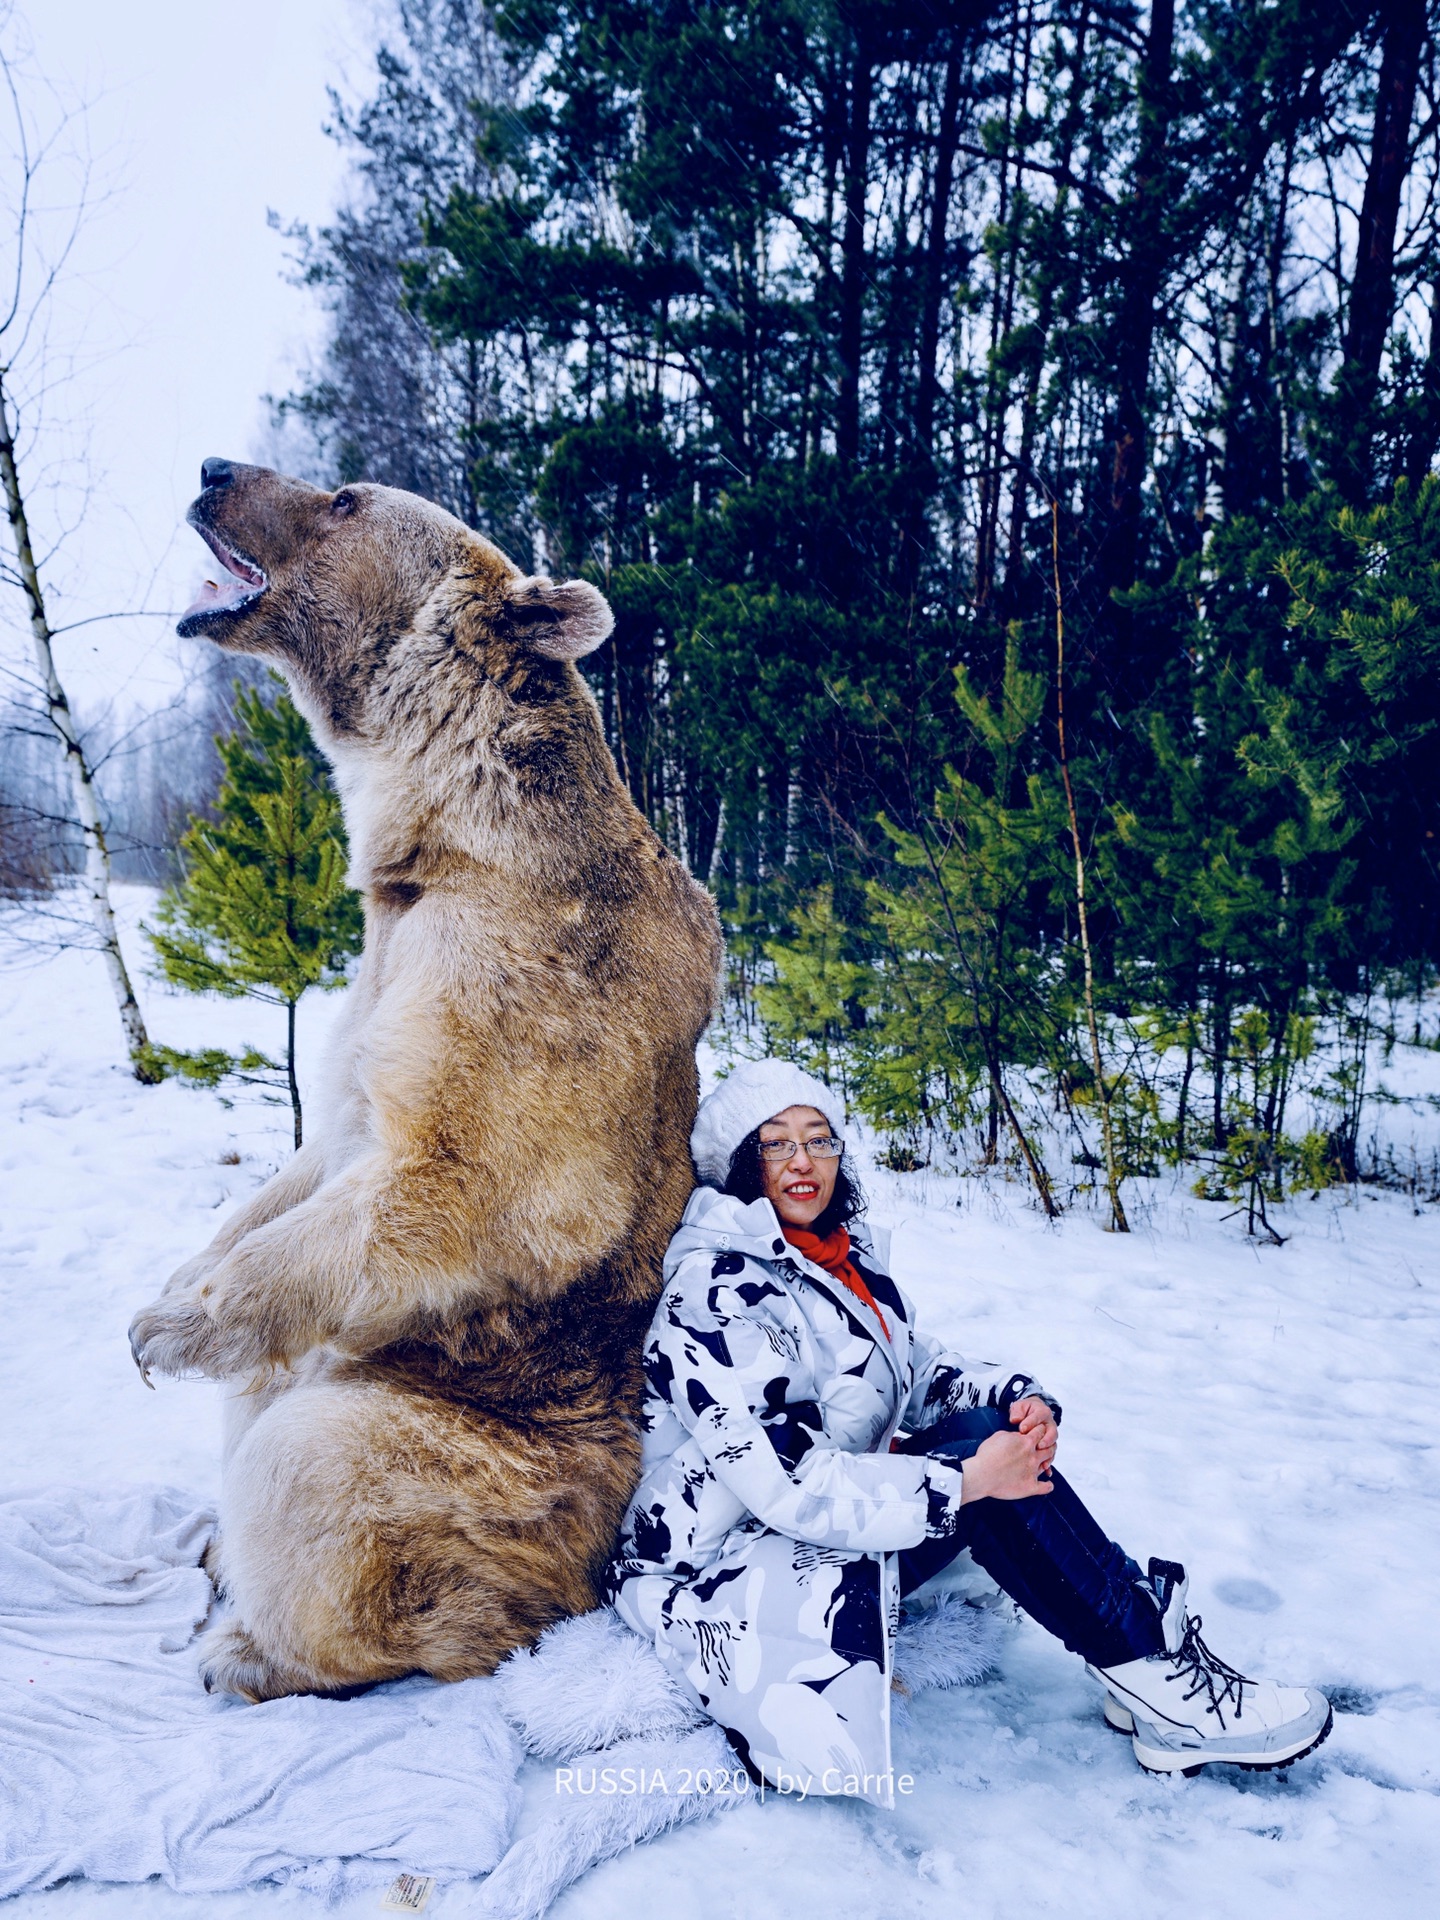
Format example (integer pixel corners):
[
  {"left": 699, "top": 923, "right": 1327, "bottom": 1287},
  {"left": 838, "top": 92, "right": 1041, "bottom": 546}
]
[{"left": 690, "top": 1059, "right": 846, "bottom": 1187}]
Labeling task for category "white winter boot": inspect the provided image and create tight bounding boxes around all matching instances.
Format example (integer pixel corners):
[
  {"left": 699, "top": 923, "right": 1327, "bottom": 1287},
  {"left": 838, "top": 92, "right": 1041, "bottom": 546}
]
[{"left": 1090, "top": 1559, "right": 1332, "bottom": 1775}]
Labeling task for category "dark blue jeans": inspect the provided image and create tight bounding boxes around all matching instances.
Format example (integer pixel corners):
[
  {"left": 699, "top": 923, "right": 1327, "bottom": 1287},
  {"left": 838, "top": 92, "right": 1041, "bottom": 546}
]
[{"left": 894, "top": 1406, "right": 1165, "bottom": 1670}]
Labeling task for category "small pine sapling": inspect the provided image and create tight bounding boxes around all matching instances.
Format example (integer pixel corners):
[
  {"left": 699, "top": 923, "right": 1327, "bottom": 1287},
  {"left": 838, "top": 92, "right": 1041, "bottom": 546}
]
[
  {"left": 757, "top": 887, "right": 868, "bottom": 1089},
  {"left": 864, "top": 630, "right": 1066, "bottom": 1215},
  {"left": 146, "top": 684, "right": 362, "bottom": 1147}
]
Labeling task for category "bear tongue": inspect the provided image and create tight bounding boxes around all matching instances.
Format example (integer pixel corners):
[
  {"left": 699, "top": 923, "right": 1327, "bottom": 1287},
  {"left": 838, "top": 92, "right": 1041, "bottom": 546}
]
[
  {"left": 182, "top": 564, "right": 259, "bottom": 618},
  {"left": 182, "top": 536, "right": 266, "bottom": 620}
]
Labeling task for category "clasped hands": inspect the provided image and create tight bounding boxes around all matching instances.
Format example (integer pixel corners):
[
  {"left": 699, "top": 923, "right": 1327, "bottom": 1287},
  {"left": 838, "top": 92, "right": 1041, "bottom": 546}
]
[{"left": 958, "top": 1396, "right": 1058, "bottom": 1504}]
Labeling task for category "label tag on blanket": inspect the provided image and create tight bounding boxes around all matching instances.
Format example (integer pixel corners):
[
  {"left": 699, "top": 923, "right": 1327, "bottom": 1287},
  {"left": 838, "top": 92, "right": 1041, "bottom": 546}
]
[{"left": 381, "top": 1873, "right": 435, "bottom": 1912}]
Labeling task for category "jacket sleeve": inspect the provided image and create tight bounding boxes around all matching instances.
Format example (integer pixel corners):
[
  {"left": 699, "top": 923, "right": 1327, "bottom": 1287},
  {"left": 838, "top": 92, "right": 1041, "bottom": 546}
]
[
  {"left": 647, "top": 1264, "right": 967, "bottom": 1553},
  {"left": 901, "top": 1324, "right": 1062, "bottom": 1434}
]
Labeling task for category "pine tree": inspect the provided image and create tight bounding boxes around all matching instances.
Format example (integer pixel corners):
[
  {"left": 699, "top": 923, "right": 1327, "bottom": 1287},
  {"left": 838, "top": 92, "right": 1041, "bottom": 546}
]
[
  {"left": 756, "top": 888, "right": 868, "bottom": 1090},
  {"left": 867, "top": 634, "right": 1068, "bottom": 1215},
  {"left": 763, "top": 631, "right": 1070, "bottom": 1209},
  {"left": 146, "top": 686, "right": 362, "bottom": 1148}
]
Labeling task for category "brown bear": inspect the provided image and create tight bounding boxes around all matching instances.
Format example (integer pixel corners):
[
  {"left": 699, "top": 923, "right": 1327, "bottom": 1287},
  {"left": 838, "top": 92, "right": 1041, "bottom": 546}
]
[{"left": 129, "top": 459, "right": 722, "bottom": 1701}]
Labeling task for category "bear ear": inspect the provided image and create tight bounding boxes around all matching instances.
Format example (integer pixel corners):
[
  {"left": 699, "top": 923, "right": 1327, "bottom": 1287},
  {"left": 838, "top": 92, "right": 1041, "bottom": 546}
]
[{"left": 501, "top": 575, "right": 614, "bottom": 661}]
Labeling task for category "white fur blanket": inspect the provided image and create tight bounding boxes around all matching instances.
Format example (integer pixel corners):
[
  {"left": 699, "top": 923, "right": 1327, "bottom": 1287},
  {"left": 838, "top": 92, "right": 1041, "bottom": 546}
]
[{"left": 0, "top": 1487, "right": 1006, "bottom": 1915}]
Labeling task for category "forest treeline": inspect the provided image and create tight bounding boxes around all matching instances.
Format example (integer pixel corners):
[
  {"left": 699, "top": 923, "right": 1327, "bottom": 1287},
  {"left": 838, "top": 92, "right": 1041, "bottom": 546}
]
[
  {"left": 269, "top": 0, "right": 1440, "bottom": 1207},
  {"left": 9, "top": 0, "right": 1438, "bottom": 1213}
]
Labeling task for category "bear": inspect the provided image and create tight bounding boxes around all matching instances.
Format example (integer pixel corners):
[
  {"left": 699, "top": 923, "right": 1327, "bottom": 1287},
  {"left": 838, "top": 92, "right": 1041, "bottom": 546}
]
[{"left": 129, "top": 458, "right": 723, "bottom": 1701}]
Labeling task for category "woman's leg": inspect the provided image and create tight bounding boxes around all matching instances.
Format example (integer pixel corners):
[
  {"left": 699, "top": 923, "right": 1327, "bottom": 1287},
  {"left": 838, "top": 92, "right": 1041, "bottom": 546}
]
[
  {"left": 895, "top": 1407, "right": 1165, "bottom": 1669},
  {"left": 894, "top": 1412, "right": 1333, "bottom": 1775}
]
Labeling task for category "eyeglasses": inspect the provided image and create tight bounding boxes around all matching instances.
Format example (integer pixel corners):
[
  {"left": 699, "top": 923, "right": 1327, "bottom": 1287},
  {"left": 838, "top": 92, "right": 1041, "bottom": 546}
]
[{"left": 757, "top": 1135, "right": 845, "bottom": 1163}]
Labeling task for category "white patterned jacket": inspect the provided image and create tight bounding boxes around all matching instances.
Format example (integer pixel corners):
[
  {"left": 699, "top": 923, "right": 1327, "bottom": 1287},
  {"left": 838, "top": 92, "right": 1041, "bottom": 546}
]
[{"left": 609, "top": 1185, "right": 1054, "bottom": 1806}]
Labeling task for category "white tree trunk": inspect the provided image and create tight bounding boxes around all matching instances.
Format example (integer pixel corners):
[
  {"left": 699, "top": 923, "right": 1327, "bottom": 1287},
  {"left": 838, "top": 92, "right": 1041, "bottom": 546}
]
[
  {"left": 706, "top": 797, "right": 728, "bottom": 891},
  {"left": 0, "top": 371, "right": 156, "bottom": 1077},
  {"left": 783, "top": 764, "right": 802, "bottom": 869},
  {"left": 1203, "top": 242, "right": 1246, "bottom": 534}
]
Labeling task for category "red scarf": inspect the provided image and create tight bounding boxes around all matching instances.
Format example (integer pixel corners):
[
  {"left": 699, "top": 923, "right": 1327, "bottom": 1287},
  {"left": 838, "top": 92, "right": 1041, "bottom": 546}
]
[{"left": 783, "top": 1225, "right": 891, "bottom": 1341}]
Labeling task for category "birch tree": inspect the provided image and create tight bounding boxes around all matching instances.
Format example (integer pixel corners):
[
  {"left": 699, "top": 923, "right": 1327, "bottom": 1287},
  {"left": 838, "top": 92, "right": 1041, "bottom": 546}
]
[{"left": 0, "top": 29, "right": 157, "bottom": 1078}]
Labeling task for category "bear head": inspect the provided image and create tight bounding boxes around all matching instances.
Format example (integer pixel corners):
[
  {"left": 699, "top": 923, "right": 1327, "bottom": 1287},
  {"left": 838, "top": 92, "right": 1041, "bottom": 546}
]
[{"left": 177, "top": 458, "right": 613, "bottom": 750}]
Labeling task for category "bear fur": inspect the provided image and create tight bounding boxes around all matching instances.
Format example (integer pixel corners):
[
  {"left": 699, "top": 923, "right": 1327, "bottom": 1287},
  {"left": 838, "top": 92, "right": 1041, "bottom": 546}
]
[{"left": 128, "top": 462, "right": 722, "bottom": 1701}]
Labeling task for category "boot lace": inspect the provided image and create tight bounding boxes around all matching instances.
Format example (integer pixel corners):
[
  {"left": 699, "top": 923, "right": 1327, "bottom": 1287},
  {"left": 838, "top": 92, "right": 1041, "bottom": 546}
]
[{"left": 1164, "top": 1614, "right": 1250, "bottom": 1729}]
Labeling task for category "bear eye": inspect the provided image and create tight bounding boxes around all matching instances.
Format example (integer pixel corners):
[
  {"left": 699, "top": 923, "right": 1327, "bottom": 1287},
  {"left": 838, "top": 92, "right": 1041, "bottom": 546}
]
[{"left": 331, "top": 490, "right": 357, "bottom": 518}]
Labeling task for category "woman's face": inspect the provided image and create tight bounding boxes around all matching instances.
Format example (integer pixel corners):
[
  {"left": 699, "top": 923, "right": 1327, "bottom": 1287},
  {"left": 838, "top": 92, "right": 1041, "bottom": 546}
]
[{"left": 759, "top": 1104, "right": 839, "bottom": 1229}]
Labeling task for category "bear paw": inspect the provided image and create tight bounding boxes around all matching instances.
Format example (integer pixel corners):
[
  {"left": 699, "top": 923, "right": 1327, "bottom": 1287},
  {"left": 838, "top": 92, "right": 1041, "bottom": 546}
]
[
  {"left": 199, "top": 1622, "right": 286, "bottom": 1702},
  {"left": 199, "top": 1621, "right": 331, "bottom": 1703},
  {"left": 128, "top": 1294, "right": 228, "bottom": 1382}
]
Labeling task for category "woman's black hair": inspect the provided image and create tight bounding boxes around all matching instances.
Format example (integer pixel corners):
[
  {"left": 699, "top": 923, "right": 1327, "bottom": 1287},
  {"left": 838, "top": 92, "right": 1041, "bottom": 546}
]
[{"left": 721, "top": 1123, "right": 866, "bottom": 1239}]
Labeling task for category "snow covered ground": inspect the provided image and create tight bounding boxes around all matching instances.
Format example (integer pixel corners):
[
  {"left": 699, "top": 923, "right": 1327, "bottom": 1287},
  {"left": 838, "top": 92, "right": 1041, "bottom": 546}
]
[{"left": 2, "top": 888, "right": 1437, "bottom": 1919}]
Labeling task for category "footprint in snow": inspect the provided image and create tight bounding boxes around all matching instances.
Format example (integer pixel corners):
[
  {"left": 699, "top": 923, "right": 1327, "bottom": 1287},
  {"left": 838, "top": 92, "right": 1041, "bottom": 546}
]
[{"left": 1213, "top": 1577, "right": 1283, "bottom": 1613}]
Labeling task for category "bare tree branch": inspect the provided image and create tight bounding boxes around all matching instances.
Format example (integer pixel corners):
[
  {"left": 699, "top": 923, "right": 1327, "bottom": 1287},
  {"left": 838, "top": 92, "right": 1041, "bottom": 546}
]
[{"left": 0, "top": 23, "right": 157, "bottom": 1077}]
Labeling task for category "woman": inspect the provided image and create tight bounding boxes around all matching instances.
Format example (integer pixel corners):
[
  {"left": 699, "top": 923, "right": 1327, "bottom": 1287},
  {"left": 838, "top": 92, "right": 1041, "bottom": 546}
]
[{"left": 610, "top": 1059, "right": 1330, "bottom": 1808}]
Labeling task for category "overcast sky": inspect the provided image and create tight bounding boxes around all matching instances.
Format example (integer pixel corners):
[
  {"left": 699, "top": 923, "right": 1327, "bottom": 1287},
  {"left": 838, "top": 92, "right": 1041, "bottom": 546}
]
[{"left": 7, "top": 0, "right": 368, "bottom": 714}]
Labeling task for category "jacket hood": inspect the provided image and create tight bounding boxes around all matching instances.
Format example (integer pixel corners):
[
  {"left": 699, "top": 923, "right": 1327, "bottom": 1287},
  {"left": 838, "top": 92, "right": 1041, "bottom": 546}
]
[{"left": 665, "top": 1184, "right": 882, "bottom": 1282}]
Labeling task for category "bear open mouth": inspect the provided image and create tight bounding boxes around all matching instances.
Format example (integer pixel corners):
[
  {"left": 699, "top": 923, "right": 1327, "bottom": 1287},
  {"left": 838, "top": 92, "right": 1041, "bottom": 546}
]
[{"left": 178, "top": 525, "right": 268, "bottom": 635}]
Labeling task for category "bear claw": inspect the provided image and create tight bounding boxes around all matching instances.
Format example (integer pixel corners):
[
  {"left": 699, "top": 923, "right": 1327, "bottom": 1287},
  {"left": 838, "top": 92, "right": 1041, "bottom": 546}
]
[{"left": 128, "top": 1298, "right": 225, "bottom": 1381}]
